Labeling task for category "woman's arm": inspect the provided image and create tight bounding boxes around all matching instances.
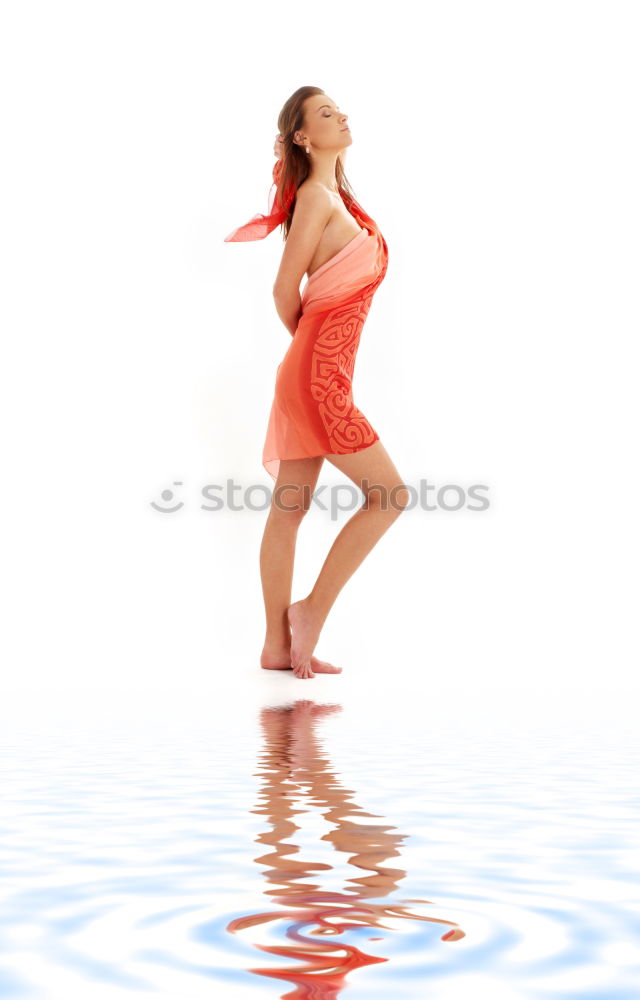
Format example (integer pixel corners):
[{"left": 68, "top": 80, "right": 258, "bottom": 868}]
[
  {"left": 273, "top": 293, "right": 302, "bottom": 338},
  {"left": 272, "top": 183, "right": 333, "bottom": 337}
]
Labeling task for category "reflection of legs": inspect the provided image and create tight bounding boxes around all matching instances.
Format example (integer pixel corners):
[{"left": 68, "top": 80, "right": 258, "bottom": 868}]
[
  {"left": 288, "top": 440, "right": 410, "bottom": 679},
  {"left": 260, "top": 456, "right": 341, "bottom": 674}
]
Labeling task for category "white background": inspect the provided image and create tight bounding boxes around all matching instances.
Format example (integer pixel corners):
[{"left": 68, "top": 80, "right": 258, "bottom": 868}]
[{"left": 1, "top": 0, "right": 638, "bottom": 704}]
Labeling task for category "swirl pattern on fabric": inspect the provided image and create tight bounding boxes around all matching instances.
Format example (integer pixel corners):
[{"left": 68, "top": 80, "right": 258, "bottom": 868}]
[
  {"left": 262, "top": 214, "right": 388, "bottom": 482},
  {"left": 223, "top": 169, "right": 388, "bottom": 482}
]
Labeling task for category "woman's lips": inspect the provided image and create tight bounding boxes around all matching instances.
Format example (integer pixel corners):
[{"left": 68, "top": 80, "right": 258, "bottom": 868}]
[{"left": 341, "top": 127, "right": 350, "bottom": 132}]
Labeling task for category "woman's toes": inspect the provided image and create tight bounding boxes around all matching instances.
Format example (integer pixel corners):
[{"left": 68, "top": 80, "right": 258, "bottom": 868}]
[{"left": 293, "top": 660, "right": 315, "bottom": 679}]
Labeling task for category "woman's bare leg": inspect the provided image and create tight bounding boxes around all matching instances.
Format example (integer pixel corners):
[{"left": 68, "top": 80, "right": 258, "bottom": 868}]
[
  {"left": 259, "top": 455, "right": 341, "bottom": 674},
  {"left": 288, "top": 440, "right": 409, "bottom": 679}
]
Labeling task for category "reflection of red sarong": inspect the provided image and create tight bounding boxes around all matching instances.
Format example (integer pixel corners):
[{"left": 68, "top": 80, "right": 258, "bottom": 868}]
[{"left": 263, "top": 202, "right": 389, "bottom": 482}]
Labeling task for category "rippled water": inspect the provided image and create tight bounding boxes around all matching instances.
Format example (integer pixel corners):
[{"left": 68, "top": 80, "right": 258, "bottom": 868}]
[{"left": 1, "top": 689, "right": 638, "bottom": 999}]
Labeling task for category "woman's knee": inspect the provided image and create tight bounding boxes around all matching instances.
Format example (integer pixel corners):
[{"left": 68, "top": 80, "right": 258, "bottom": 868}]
[
  {"left": 393, "top": 482, "right": 412, "bottom": 511},
  {"left": 364, "top": 480, "right": 411, "bottom": 513},
  {"left": 270, "top": 483, "right": 313, "bottom": 521}
]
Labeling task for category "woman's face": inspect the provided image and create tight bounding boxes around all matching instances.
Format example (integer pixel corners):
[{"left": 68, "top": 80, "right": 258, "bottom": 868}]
[{"left": 295, "top": 95, "right": 351, "bottom": 153}]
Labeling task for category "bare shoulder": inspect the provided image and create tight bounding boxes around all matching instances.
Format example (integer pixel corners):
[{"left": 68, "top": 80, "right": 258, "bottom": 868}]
[
  {"left": 287, "top": 180, "right": 333, "bottom": 242},
  {"left": 293, "top": 180, "right": 334, "bottom": 216},
  {"left": 272, "top": 183, "right": 333, "bottom": 296}
]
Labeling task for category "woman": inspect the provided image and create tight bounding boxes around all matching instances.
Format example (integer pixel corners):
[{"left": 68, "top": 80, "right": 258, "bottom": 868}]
[{"left": 225, "top": 86, "right": 409, "bottom": 680}]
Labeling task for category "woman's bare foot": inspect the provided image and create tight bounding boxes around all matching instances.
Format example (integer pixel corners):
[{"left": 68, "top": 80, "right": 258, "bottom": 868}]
[
  {"left": 287, "top": 598, "right": 325, "bottom": 679},
  {"left": 260, "top": 645, "right": 341, "bottom": 676}
]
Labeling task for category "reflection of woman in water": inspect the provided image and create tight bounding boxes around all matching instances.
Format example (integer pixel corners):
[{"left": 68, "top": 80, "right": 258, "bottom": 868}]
[
  {"left": 225, "top": 86, "right": 410, "bottom": 680},
  {"left": 227, "top": 701, "right": 464, "bottom": 997}
]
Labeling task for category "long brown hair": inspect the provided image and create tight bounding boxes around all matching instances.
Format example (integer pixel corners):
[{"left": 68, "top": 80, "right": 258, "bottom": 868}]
[{"left": 274, "top": 85, "right": 358, "bottom": 240}]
